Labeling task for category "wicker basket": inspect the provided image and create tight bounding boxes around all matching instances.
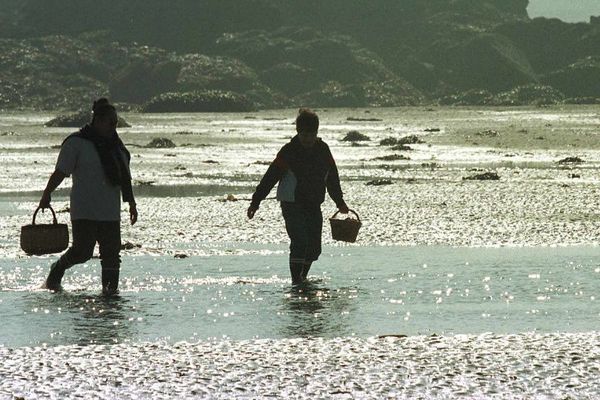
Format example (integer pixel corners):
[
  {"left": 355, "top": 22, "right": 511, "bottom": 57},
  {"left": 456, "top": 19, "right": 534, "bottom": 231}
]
[
  {"left": 329, "top": 209, "right": 362, "bottom": 243},
  {"left": 20, "top": 206, "right": 69, "bottom": 255}
]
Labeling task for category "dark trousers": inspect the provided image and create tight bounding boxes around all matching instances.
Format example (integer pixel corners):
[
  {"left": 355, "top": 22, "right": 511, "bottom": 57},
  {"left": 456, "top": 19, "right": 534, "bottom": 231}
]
[
  {"left": 281, "top": 202, "right": 323, "bottom": 264},
  {"left": 47, "top": 219, "right": 121, "bottom": 291}
]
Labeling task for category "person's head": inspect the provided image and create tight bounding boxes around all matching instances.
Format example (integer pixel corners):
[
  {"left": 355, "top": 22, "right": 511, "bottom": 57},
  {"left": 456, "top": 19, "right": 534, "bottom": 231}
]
[
  {"left": 91, "top": 98, "right": 118, "bottom": 137},
  {"left": 295, "top": 108, "right": 319, "bottom": 148}
]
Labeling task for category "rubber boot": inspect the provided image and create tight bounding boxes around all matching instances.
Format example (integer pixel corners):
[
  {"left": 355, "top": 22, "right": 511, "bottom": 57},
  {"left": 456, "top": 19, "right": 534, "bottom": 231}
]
[
  {"left": 101, "top": 267, "right": 120, "bottom": 296},
  {"left": 44, "top": 259, "right": 67, "bottom": 291},
  {"left": 290, "top": 262, "right": 304, "bottom": 285},
  {"left": 301, "top": 262, "right": 312, "bottom": 281}
]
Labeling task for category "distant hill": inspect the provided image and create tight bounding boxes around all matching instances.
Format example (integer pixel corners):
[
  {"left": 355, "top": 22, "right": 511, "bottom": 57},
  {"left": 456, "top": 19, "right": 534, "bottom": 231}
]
[{"left": 1, "top": 0, "right": 599, "bottom": 110}]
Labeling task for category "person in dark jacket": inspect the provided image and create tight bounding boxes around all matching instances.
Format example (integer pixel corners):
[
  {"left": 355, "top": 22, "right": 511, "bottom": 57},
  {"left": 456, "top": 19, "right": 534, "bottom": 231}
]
[
  {"left": 39, "top": 98, "right": 137, "bottom": 295},
  {"left": 247, "top": 108, "right": 350, "bottom": 284}
]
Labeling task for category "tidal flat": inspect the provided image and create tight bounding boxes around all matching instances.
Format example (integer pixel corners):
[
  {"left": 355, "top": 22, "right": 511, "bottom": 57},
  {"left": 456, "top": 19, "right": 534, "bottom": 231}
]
[{"left": 1, "top": 106, "right": 599, "bottom": 398}]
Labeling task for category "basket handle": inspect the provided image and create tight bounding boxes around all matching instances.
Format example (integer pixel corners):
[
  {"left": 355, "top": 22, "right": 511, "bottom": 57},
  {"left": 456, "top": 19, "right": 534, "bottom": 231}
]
[
  {"left": 32, "top": 206, "right": 58, "bottom": 225},
  {"left": 331, "top": 208, "right": 360, "bottom": 222}
]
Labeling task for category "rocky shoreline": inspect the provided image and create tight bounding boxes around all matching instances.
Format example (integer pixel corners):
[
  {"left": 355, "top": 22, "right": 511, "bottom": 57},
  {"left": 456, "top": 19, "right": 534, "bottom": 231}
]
[{"left": 1, "top": 1, "right": 600, "bottom": 112}]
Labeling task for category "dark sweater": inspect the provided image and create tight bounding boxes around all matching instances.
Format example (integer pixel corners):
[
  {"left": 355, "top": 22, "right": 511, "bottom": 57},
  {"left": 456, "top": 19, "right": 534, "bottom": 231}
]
[{"left": 251, "top": 136, "right": 345, "bottom": 209}]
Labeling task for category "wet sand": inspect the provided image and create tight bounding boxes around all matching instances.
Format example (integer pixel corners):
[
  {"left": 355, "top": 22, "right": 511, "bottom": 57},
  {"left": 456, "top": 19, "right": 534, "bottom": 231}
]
[
  {"left": 2, "top": 333, "right": 599, "bottom": 399},
  {"left": 1, "top": 106, "right": 600, "bottom": 399},
  {"left": 2, "top": 106, "right": 600, "bottom": 255}
]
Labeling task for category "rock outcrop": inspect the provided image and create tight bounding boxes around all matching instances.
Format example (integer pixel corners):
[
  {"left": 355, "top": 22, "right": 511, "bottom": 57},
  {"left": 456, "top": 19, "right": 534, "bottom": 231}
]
[{"left": 0, "top": 1, "right": 599, "bottom": 110}]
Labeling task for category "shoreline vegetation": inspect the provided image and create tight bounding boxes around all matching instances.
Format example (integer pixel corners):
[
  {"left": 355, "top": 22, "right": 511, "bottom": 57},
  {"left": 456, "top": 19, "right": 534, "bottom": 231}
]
[{"left": 1, "top": 1, "right": 600, "bottom": 112}]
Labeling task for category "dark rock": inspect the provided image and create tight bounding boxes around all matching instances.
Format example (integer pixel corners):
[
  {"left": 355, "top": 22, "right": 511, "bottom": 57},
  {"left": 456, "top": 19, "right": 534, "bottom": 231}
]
[
  {"left": 296, "top": 81, "right": 366, "bottom": 108},
  {"left": 141, "top": 90, "right": 256, "bottom": 113},
  {"left": 259, "top": 62, "right": 317, "bottom": 96},
  {"left": 348, "top": 117, "right": 383, "bottom": 122},
  {"left": 398, "top": 135, "right": 424, "bottom": 145},
  {"left": 0, "top": 35, "right": 109, "bottom": 110},
  {"left": 45, "top": 110, "right": 131, "bottom": 128},
  {"left": 174, "top": 254, "right": 188, "bottom": 259},
  {"left": 219, "top": 194, "right": 238, "bottom": 202},
  {"left": 366, "top": 179, "right": 393, "bottom": 186},
  {"left": 372, "top": 154, "right": 410, "bottom": 161},
  {"left": 377, "top": 334, "right": 408, "bottom": 339},
  {"left": 379, "top": 137, "right": 397, "bottom": 146},
  {"left": 491, "top": 84, "right": 564, "bottom": 106},
  {"left": 3, "top": 1, "right": 600, "bottom": 109},
  {"left": 558, "top": 157, "right": 584, "bottom": 164},
  {"left": 177, "top": 54, "right": 258, "bottom": 93},
  {"left": 564, "top": 97, "right": 600, "bottom": 105},
  {"left": 110, "top": 59, "right": 180, "bottom": 103},
  {"left": 0, "top": 80, "right": 23, "bottom": 108},
  {"left": 440, "top": 33, "right": 537, "bottom": 92},
  {"left": 136, "top": 180, "right": 155, "bottom": 186},
  {"left": 361, "top": 79, "right": 425, "bottom": 107},
  {"left": 438, "top": 89, "right": 494, "bottom": 106},
  {"left": 121, "top": 242, "right": 141, "bottom": 250},
  {"left": 390, "top": 145, "right": 413, "bottom": 151},
  {"left": 543, "top": 56, "right": 600, "bottom": 98},
  {"left": 342, "top": 131, "right": 370, "bottom": 142},
  {"left": 463, "top": 172, "right": 501, "bottom": 181},
  {"left": 146, "top": 138, "right": 176, "bottom": 148},
  {"left": 495, "top": 18, "right": 584, "bottom": 75}
]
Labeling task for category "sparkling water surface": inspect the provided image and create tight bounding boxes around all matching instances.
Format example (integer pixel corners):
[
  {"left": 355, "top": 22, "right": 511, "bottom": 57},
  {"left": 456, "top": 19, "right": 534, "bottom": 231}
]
[
  {"left": 2, "top": 108, "right": 600, "bottom": 398},
  {"left": 1, "top": 245, "right": 599, "bottom": 347},
  {"left": 1, "top": 246, "right": 600, "bottom": 399}
]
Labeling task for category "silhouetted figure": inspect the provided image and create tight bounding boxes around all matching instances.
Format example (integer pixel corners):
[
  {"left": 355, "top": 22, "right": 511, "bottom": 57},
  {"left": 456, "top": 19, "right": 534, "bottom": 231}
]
[
  {"left": 247, "top": 109, "right": 350, "bottom": 284},
  {"left": 39, "top": 98, "right": 137, "bottom": 295}
]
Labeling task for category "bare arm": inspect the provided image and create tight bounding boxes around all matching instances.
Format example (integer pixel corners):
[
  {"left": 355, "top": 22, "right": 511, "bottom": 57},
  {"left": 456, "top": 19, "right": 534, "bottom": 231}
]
[{"left": 39, "top": 170, "right": 68, "bottom": 209}]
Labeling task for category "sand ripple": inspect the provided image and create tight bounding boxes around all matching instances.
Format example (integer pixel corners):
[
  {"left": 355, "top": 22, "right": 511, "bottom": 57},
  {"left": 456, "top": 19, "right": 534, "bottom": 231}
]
[{"left": 1, "top": 332, "right": 599, "bottom": 399}]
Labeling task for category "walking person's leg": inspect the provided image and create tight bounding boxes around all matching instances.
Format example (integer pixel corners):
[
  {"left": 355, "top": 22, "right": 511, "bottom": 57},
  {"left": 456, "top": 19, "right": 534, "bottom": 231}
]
[
  {"left": 44, "top": 220, "right": 97, "bottom": 291},
  {"left": 281, "top": 202, "right": 309, "bottom": 285},
  {"left": 97, "top": 221, "right": 121, "bottom": 295},
  {"left": 302, "top": 206, "right": 323, "bottom": 281}
]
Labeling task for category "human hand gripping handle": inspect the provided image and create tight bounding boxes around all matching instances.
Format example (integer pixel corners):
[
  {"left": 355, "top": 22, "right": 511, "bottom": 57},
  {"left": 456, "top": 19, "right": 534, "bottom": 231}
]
[
  {"left": 39, "top": 190, "right": 51, "bottom": 209},
  {"left": 39, "top": 170, "right": 67, "bottom": 210},
  {"left": 338, "top": 201, "right": 350, "bottom": 214},
  {"left": 129, "top": 202, "right": 138, "bottom": 225}
]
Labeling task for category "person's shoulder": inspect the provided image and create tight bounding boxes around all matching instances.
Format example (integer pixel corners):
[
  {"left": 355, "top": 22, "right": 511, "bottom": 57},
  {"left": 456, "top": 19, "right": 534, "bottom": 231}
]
[
  {"left": 279, "top": 138, "right": 296, "bottom": 153},
  {"left": 62, "top": 131, "right": 84, "bottom": 142},
  {"left": 317, "top": 138, "right": 331, "bottom": 150},
  {"left": 61, "top": 133, "right": 91, "bottom": 152},
  {"left": 60, "top": 132, "right": 81, "bottom": 147}
]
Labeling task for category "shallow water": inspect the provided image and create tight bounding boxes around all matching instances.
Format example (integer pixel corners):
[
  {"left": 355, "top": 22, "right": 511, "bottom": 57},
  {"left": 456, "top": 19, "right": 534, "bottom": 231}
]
[
  {"left": 1, "top": 246, "right": 600, "bottom": 398},
  {"left": 2, "top": 108, "right": 600, "bottom": 398},
  {"left": 2, "top": 245, "right": 599, "bottom": 348}
]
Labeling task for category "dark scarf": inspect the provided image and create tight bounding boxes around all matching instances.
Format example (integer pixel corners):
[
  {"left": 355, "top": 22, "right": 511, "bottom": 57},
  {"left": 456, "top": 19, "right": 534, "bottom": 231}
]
[{"left": 64, "top": 124, "right": 135, "bottom": 203}]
